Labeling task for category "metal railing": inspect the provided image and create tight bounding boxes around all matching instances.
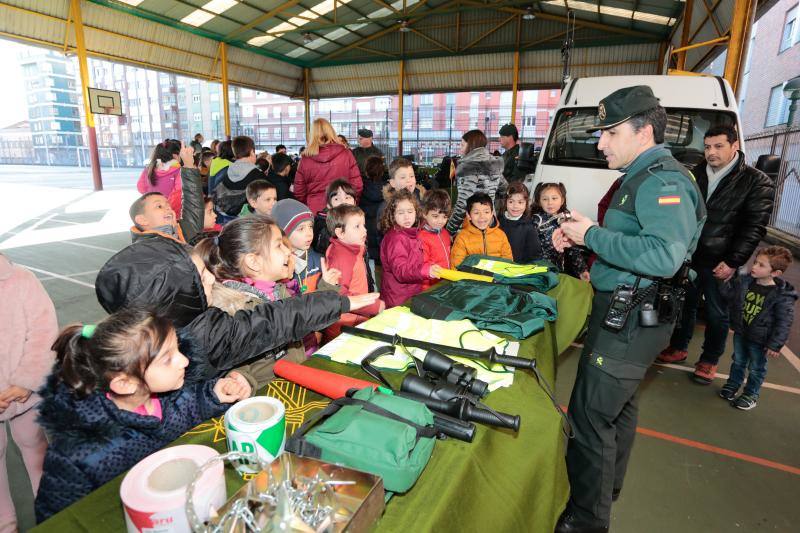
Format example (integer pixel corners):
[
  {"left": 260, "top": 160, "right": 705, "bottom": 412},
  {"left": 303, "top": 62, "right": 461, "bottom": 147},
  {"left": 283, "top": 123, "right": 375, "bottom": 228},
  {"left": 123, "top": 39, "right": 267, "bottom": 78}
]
[{"left": 744, "top": 127, "right": 800, "bottom": 238}]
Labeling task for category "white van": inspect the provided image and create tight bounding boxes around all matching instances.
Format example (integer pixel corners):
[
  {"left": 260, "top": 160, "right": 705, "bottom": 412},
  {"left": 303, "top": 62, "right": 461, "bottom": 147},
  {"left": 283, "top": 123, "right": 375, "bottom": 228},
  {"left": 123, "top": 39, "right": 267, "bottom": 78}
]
[{"left": 528, "top": 75, "right": 743, "bottom": 217}]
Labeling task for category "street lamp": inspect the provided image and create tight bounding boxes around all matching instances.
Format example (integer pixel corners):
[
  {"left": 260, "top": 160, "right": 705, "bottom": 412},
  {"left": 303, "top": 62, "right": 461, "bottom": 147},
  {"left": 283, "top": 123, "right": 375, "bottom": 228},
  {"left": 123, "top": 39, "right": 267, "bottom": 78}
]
[{"left": 784, "top": 76, "right": 800, "bottom": 127}]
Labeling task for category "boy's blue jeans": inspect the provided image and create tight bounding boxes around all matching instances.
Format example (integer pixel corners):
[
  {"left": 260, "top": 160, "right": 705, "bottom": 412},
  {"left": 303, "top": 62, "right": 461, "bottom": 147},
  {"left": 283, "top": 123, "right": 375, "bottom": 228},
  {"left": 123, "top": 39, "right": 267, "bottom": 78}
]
[{"left": 726, "top": 333, "right": 768, "bottom": 398}]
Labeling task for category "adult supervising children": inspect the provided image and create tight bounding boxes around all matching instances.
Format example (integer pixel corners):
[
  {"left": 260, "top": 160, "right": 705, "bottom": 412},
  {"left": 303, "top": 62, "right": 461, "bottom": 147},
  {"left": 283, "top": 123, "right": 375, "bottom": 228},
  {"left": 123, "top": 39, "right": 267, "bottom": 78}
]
[{"left": 552, "top": 86, "right": 706, "bottom": 533}]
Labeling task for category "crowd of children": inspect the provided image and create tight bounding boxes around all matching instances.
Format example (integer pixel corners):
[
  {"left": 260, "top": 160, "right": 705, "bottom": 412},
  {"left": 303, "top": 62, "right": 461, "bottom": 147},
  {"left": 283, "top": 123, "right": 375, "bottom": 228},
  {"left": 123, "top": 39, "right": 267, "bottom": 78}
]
[{"left": 3, "top": 127, "right": 795, "bottom": 529}]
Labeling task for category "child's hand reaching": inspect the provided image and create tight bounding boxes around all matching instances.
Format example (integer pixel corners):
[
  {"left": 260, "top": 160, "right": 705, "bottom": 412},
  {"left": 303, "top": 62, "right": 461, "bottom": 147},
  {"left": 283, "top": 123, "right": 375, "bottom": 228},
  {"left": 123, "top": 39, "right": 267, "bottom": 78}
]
[
  {"left": 179, "top": 142, "right": 196, "bottom": 168},
  {"left": 766, "top": 348, "right": 781, "bottom": 358},
  {"left": 214, "top": 377, "right": 251, "bottom": 403},
  {"left": 580, "top": 271, "right": 591, "bottom": 282},
  {"left": 347, "top": 293, "right": 381, "bottom": 311},
  {"left": 320, "top": 259, "right": 342, "bottom": 286},
  {"left": 429, "top": 264, "right": 442, "bottom": 279}
]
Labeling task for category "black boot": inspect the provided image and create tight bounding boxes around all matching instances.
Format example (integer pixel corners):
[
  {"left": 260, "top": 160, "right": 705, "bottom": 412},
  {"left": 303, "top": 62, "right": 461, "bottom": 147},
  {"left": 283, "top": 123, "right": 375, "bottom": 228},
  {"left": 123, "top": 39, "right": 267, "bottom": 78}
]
[{"left": 554, "top": 512, "right": 609, "bottom": 533}]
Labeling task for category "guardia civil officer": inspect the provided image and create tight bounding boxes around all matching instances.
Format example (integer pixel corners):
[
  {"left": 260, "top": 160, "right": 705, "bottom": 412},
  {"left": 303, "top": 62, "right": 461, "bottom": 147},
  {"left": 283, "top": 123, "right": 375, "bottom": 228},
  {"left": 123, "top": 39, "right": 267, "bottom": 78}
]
[
  {"left": 352, "top": 128, "right": 384, "bottom": 178},
  {"left": 553, "top": 86, "right": 706, "bottom": 533}
]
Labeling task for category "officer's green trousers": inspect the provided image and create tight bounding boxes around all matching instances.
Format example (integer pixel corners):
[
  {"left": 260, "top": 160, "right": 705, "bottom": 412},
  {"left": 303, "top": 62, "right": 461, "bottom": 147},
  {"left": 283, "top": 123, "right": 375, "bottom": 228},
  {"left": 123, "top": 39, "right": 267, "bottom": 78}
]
[{"left": 565, "top": 290, "right": 675, "bottom": 525}]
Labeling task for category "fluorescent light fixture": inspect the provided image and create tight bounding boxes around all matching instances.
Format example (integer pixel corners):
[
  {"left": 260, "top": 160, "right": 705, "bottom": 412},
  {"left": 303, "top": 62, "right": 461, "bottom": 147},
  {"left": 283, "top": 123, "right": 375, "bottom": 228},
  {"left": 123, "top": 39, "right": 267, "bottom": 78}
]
[
  {"left": 181, "top": 0, "right": 238, "bottom": 27},
  {"left": 204, "top": 0, "right": 238, "bottom": 14},
  {"left": 181, "top": 10, "right": 215, "bottom": 27},
  {"left": 541, "top": 0, "right": 674, "bottom": 26},
  {"left": 117, "top": 0, "right": 145, "bottom": 6}
]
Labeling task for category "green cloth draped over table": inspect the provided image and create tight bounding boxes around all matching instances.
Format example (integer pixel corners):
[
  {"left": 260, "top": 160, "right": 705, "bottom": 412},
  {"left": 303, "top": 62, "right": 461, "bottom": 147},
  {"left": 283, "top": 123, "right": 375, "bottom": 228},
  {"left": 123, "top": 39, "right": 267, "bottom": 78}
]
[{"left": 32, "top": 275, "right": 592, "bottom": 533}]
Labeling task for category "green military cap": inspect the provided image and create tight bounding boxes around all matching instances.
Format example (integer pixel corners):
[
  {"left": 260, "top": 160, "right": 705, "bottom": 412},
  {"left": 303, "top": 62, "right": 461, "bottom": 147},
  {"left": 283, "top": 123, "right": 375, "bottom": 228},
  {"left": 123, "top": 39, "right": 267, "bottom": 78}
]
[
  {"left": 587, "top": 85, "right": 661, "bottom": 132},
  {"left": 499, "top": 123, "right": 518, "bottom": 137},
  {"left": 357, "top": 128, "right": 373, "bottom": 138}
]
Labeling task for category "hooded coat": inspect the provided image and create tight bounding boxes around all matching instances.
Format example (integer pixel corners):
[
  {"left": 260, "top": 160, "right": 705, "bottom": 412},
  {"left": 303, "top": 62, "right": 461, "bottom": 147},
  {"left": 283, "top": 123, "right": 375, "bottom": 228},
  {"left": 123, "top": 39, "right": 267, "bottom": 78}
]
[
  {"left": 94, "top": 236, "right": 351, "bottom": 380},
  {"left": 213, "top": 159, "right": 265, "bottom": 216},
  {"left": 0, "top": 254, "right": 57, "bottom": 422},
  {"left": 34, "top": 374, "right": 226, "bottom": 522},
  {"left": 446, "top": 147, "right": 507, "bottom": 234},
  {"left": 293, "top": 144, "right": 363, "bottom": 213},
  {"left": 379, "top": 226, "right": 433, "bottom": 308},
  {"left": 720, "top": 273, "right": 797, "bottom": 352}
]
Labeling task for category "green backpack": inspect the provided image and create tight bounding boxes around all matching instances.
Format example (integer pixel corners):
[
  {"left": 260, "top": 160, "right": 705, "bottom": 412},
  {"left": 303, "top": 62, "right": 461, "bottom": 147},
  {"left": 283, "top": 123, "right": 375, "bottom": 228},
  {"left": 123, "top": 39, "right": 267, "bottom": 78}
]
[
  {"left": 411, "top": 279, "right": 557, "bottom": 338},
  {"left": 284, "top": 387, "right": 436, "bottom": 493},
  {"left": 457, "top": 255, "right": 560, "bottom": 292}
]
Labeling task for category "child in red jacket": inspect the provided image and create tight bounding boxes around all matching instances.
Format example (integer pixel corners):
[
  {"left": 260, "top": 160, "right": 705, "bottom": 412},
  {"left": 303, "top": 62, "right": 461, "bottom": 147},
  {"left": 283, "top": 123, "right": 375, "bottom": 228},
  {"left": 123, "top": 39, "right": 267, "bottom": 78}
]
[
  {"left": 379, "top": 190, "right": 441, "bottom": 308},
  {"left": 324, "top": 205, "right": 385, "bottom": 339},
  {"left": 419, "top": 189, "right": 452, "bottom": 290}
]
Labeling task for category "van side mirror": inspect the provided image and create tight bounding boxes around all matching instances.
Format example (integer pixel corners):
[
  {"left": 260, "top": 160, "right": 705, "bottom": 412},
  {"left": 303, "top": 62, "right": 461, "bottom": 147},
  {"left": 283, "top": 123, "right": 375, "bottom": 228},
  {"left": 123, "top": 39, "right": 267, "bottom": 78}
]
[{"left": 755, "top": 154, "right": 781, "bottom": 183}]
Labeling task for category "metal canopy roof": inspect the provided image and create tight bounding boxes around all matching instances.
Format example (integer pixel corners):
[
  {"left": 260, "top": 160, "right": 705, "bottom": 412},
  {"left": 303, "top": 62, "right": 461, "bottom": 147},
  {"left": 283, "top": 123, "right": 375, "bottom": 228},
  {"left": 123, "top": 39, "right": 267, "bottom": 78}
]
[
  {"left": 0, "top": 0, "right": 766, "bottom": 99},
  {"left": 85, "top": 0, "right": 683, "bottom": 67}
]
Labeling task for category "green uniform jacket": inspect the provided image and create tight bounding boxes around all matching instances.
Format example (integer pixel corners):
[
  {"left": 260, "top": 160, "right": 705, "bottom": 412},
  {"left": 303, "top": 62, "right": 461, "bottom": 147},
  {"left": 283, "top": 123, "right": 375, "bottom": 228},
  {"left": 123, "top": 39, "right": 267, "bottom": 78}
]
[
  {"left": 585, "top": 145, "right": 706, "bottom": 292},
  {"left": 352, "top": 145, "right": 384, "bottom": 176},
  {"left": 502, "top": 144, "right": 527, "bottom": 182}
]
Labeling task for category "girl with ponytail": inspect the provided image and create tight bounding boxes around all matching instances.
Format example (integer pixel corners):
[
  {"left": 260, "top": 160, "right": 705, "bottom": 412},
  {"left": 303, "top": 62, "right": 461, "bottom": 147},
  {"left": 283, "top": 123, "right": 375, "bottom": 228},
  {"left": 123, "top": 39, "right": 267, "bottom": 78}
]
[
  {"left": 137, "top": 139, "right": 183, "bottom": 216},
  {"left": 34, "top": 308, "right": 250, "bottom": 522}
]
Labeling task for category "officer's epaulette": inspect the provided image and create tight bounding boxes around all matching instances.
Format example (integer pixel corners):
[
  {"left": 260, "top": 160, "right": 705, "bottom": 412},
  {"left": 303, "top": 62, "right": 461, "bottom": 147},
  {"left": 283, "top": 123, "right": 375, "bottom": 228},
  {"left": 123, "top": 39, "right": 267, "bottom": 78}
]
[{"left": 646, "top": 162, "right": 671, "bottom": 186}]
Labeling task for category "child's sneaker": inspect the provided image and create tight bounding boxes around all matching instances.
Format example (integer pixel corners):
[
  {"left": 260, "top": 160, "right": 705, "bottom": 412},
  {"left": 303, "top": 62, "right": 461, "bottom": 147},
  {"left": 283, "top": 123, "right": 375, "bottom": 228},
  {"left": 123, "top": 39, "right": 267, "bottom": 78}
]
[
  {"left": 719, "top": 384, "right": 738, "bottom": 401},
  {"left": 732, "top": 394, "right": 757, "bottom": 411},
  {"left": 692, "top": 361, "right": 717, "bottom": 384}
]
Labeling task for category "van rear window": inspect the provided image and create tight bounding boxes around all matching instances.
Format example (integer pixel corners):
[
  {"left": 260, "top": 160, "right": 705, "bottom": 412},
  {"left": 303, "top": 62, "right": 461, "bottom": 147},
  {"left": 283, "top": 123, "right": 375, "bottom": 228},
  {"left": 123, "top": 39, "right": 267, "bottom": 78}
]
[{"left": 543, "top": 108, "right": 738, "bottom": 169}]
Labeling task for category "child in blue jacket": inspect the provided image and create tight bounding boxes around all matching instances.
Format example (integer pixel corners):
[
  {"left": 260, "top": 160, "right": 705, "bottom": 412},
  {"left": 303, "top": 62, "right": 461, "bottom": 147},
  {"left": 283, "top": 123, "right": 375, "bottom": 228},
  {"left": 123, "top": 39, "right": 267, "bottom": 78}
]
[{"left": 34, "top": 308, "right": 250, "bottom": 522}]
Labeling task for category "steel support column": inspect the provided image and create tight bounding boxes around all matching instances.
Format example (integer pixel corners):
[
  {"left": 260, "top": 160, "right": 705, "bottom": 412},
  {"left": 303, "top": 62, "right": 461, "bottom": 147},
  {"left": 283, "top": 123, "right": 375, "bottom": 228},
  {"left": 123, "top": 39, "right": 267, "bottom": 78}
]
[
  {"left": 723, "top": 0, "right": 756, "bottom": 97},
  {"left": 220, "top": 42, "right": 231, "bottom": 138},
  {"left": 70, "top": 0, "right": 102, "bottom": 191}
]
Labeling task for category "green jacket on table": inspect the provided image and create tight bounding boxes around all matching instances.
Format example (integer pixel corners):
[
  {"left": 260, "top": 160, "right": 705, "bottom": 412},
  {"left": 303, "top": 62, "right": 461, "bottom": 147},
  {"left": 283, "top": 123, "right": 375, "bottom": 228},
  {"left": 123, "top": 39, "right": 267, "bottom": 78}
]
[{"left": 585, "top": 144, "right": 707, "bottom": 292}]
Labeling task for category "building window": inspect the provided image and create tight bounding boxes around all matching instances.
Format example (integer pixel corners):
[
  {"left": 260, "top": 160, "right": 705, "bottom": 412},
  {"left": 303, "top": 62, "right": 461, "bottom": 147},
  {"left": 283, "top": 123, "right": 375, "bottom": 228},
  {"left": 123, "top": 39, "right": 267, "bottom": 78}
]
[
  {"left": 288, "top": 106, "right": 297, "bottom": 117},
  {"left": 780, "top": 6, "right": 797, "bottom": 52},
  {"left": 288, "top": 126, "right": 297, "bottom": 138},
  {"left": 273, "top": 107, "right": 281, "bottom": 118},
  {"left": 765, "top": 84, "right": 790, "bottom": 127},
  {"left": 420, "top": 94, "right": 433, "bottom": 105},
  {"left": 193, "top": 112, "right": 202, "bottom": 122},
  {"left": 192, "top": 94, "right": 201, "bottom": 103}
]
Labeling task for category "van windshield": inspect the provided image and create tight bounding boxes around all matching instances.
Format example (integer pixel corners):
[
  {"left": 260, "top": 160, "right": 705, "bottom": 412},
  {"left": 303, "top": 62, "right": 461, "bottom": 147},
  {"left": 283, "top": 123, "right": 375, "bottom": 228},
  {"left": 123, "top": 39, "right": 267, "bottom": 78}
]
[{"left": 542, "top": 108, "right": 738, "bottom": 169}]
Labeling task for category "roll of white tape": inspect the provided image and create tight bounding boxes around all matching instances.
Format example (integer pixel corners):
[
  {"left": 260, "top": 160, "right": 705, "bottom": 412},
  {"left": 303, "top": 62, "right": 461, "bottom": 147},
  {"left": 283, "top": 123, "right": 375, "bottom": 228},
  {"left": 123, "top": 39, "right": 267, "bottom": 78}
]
[
  {"left": 225, "top": 396, "right": 286, "bottom": 474},
  {"left": 120, "top": 444, "right": 225, "bottom": 533}
]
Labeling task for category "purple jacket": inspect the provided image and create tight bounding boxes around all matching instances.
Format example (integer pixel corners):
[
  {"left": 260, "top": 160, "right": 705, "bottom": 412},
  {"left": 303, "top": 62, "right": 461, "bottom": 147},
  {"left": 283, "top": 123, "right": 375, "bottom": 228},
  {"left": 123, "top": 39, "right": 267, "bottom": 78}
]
[{"left": 379, "top": 226, "right": 433, "bottom": 308}]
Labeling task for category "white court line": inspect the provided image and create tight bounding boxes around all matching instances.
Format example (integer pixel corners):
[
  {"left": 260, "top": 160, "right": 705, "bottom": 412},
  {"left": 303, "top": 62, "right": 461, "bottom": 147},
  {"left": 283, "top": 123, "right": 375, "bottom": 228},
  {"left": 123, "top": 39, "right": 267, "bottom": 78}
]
[
  {"left": 780, "top": 345, "right": 800, "bottom": 374},
  {"left": 61, "top": 240, "right": 118, "bottom": 253},
  {"left": 22, "top": 265, "right": 95, "bottom": 289},
  {"left": 37, "top": 269, "right": 99, "bottom": 282},
  {"left": 655, "top": 362, "right": 800, "bottom": 396}
]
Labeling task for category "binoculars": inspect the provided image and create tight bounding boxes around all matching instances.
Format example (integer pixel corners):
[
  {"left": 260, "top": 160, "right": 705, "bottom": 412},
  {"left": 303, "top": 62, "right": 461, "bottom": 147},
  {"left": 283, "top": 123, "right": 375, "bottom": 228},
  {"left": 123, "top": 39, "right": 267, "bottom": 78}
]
[
  {"left": 422, "top": 350, "right": 489, "bottom": 399},
  {"left": 400, "top": 375, "right": 520, "bottom": 432}
]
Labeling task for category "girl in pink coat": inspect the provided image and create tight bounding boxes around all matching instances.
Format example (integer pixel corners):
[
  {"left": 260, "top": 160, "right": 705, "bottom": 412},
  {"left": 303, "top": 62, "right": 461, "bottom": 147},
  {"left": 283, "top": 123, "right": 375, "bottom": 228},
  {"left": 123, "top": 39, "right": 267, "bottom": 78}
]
[
  {"left": 137, "top": 139, "right": 183, "bottom": 217},
  {"left": 379, "top": 189, "right": 441, "bottom": 308},
  {"left": 0, "top": 254, "right": 57, "bottom": 530}
]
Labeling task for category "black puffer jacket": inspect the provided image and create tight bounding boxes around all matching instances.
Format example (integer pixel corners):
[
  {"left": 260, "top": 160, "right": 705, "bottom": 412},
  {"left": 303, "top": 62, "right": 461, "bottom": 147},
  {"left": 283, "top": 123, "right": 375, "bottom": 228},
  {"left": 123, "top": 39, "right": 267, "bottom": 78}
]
[
  {"left": 720, "top": 274, "right": 797, "bottom": 351},
  {"left": 95, "top": 236, "right": 350, "bottom": 379},
  {"left": 692, "top": 152, "right": 775, "bottom": 268}
]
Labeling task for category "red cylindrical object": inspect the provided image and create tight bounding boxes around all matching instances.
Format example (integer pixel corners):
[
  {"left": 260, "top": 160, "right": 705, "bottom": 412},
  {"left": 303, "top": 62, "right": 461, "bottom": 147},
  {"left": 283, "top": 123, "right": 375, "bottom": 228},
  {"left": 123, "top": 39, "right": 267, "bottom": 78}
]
[{"left": 273, "top": 360, "right": 377, "bottom": 399}]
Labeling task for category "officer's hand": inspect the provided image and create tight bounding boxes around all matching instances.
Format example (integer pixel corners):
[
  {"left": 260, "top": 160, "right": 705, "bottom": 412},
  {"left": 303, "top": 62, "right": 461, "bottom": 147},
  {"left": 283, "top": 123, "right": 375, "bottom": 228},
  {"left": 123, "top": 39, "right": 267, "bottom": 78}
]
[
  {"left": 712, "top": 261, "right": 735, "bottom": 281},
  {"left": 559, "top": 210, "right": 596, "bottom": 247},
  {"left": 552, "top": 228, "right": 574, "bottom": 252}
]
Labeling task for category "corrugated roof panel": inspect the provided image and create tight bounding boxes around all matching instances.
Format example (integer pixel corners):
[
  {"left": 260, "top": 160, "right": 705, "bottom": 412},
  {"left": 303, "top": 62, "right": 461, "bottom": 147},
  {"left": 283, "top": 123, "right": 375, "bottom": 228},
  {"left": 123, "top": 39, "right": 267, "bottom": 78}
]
[{"left": 309, "top": 42, "right": 660, "bottom": 98}]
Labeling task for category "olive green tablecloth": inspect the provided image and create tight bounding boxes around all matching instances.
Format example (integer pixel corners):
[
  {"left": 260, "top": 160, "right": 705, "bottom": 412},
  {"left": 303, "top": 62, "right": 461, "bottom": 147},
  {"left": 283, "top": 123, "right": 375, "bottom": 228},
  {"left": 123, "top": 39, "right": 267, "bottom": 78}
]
[{"left": 33, "top": 275, "right": 591, "bottom": 533}]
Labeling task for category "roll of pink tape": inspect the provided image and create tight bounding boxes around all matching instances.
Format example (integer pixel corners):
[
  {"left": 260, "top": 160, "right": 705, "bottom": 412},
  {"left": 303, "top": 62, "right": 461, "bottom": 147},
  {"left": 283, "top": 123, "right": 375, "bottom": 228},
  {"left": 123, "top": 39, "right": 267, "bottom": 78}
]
[{"left": 120, "top": 444, "right": 225, "bottom": 533}]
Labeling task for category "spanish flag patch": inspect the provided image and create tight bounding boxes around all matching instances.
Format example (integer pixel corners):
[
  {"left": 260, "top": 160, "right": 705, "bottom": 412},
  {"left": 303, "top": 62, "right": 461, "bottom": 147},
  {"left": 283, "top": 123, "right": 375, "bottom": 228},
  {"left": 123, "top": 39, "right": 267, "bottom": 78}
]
[{"left": 658, "top": 195, "right": 681, "bottom": 205}]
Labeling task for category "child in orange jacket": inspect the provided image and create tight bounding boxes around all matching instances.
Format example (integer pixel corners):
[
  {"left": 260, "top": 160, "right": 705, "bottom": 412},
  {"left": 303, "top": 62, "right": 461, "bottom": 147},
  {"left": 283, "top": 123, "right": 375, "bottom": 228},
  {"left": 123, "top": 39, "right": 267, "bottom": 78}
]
[
  {"left": 450, "top": 192, "right": 513, "bottom": 268},
  {"left": 419, "top": 189, "right": 452, "bottom": 290}
]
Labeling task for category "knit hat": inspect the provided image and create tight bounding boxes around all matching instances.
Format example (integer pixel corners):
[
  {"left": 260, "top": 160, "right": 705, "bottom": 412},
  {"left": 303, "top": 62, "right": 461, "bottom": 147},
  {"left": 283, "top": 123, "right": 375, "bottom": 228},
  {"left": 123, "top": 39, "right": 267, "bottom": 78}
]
[{"left": 272, "top": 199, "right": 312, "bottom": 236}]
